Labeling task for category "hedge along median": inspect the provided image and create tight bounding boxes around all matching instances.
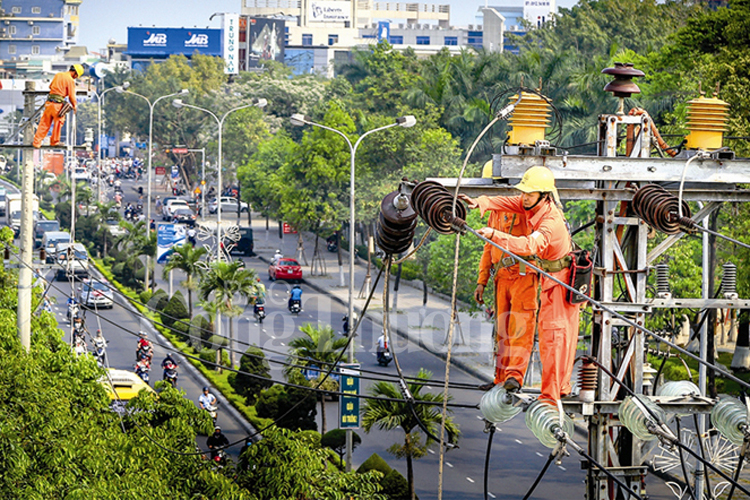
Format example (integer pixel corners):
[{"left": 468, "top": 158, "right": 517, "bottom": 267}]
[{"left": 92, "top": 257, "right": 273, "bottom": 431}]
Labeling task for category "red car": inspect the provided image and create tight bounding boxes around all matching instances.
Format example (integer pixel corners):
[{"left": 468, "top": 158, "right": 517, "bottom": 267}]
[{"left": 269, "top": 258, "right": 302, "bottom": 282}]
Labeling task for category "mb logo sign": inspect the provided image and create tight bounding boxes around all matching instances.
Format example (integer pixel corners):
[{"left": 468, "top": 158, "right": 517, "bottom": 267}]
[
  {"left": 143, "top": 32, "right": 167, "bottom": 46},
  {"left": 185, "top": 33, "right": 209, "bottom": 47}
]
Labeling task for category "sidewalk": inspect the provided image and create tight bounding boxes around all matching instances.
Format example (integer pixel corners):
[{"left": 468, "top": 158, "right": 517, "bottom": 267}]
[{"left": 249, "top": 215, "right": 502, "bottom": 385}]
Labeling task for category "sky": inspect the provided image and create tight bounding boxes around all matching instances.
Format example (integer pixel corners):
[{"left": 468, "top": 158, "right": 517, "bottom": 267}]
[{"left": 77, "top": 0, "right": 578, "bottom": 53}]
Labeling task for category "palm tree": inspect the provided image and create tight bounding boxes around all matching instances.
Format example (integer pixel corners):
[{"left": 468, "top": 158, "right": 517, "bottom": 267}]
[
  {"left": 198, "top": 260, "right": 258, "bottom": 368},
  {"left": 162, "top": 243, "right": 207, "bottom": 317},
  {"left": 286, "top": 323, "right": 349, "bottom": 434},
  {"left": 361, "top": 368, "right": 459, "bottom": 500}
]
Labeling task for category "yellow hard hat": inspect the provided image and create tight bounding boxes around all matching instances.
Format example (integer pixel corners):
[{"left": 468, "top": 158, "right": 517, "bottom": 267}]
[
  {"left": 514, "top": 166, "right": 556, "bottom": 193},
  {"left": 71, "top": 64, "right": 84, "bottom": 78},
  {"left": 481, "top": 160, "right": 493, "bottom": 179}
]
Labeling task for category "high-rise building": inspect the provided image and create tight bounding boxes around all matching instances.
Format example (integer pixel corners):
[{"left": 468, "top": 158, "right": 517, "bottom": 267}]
[{"left": 0, "top": 0, "right": 82, "bottom": 63}]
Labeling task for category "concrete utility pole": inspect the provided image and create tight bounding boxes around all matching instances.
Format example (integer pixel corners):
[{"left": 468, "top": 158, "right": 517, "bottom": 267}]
[{"left": 17, "top": 81, "right": 35, "bottom": 351}]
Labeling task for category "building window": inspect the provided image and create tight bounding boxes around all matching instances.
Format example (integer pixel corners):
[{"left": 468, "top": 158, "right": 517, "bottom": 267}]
[
  {"left": 302, "top": 34, "right": 312, "bottom": 46},
  {"left": 9, "top": 26, "right": 16, "bottom": 35},
  {"left": 32, "top": 26, "right": 40, "bottom": 35},
  {"left": 328, "top": 34, "right": 338, "bottom": 45},
  {"left": 31, "top": 45, "right": 40, "bottom": 55},
  {"left": 31, "top": 7, "right": 41, "bottom": 14},
  {"left": 467, "top": 30, "right": 483, "bottom": 48},
  {"left": 388, "top": 35, "right": 403, "bottom": 44},
  {"left": 11, "top": 6, "right": 21, "bottom": 14},
  {"left": 416, "top": 36, "right": 430, "bottom": 45},
  {"left": 8, "top": 45, "right": 16, "bottom": 55},
  {"left": 444, "top": 36, "right": 457, "bottom": 46}
]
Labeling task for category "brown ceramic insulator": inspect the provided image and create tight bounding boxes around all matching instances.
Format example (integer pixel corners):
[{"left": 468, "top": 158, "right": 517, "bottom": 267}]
[
  {"left": 376, "top": 190, "right": 418, "bottom": 255},
  {"left": 602, "top": 62, "right": 645, "bottom": 98},
  {"left": 631, "top": 184, "right": 691, "bottom": 235}
]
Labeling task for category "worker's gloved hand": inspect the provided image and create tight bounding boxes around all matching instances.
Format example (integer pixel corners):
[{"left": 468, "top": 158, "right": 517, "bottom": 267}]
[
  {"left": 474, "top": 284, "right": 485, "bottom": 305},
  {"left": 458, "top": 194, "right": 478, "bottom": 209},
  {"left": 477, "top": 227, "right": 496, "bottom": 240}
]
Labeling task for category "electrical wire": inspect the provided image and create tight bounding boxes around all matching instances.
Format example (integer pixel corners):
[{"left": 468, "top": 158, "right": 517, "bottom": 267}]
[
  {"left": 482, "top": 420, "right": 496, "bottom": 500},
  {"left": 521, "top": 453, "right": 555, "bottom": 500}
]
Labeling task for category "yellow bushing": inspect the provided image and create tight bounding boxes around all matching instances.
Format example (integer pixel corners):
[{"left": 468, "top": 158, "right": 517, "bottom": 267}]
[
  {"left": 685, "top": 94, "right": 729, "bottom": 150},
  {"left": 481, "top": 160, "right": 493, "bottom": 178},
  {"left": 507, "top": 92, "right": 551, "bottom": 146}
]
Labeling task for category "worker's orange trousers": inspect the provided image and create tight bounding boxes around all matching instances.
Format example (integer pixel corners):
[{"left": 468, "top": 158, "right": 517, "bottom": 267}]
[
  {"left": 33, "top": 102, "right": 65, "bottom": 148},
  {"left": 493, "top": 271, "right": 538, "bottom": 386},
  {"left": 538, "top": 268, "right": 581, "bottom": 402}
]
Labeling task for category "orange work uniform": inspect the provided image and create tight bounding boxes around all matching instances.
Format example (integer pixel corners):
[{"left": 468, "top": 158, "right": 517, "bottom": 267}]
[
  {"left": 33, "top": 71, "right": 77, "bottom": 148},
  {"left": 477, "top": 195, "right": 580, "bottom": 402},
  {"left": 477, "top": 210, "right": 538, "bottom": 387}
]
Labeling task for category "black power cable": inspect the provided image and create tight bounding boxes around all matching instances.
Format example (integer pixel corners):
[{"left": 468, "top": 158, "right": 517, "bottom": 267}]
[
  {"left": 482, "top": 420, "right": 496, "bottom": 500},
  {"left": 521, "top": 453, "right": 555, "bottom": 500}
]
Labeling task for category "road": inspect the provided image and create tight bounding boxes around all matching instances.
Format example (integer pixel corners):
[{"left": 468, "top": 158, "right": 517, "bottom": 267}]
[{"left": 24, "top": 174, "right": 681, "bottom": 499}]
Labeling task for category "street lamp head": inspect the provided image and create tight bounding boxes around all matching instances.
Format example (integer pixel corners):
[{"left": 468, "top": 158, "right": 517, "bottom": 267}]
[
  {"left": 115, "top": 85, "right": 126, "bottom": 94},
  {"left": 179, "top": 88, "right": 189, "bottom": 95},
  {"left": 290, "top": 113, "right": 309, "bottom": 127},
  {"left": 172, "top": 99, "right": 185, "bottom": 109},
  {"left": 122, "top": 81, "right": 131, "bottom": 90},
  {"left": 254, "top": 98, "right": 268, "bottom": 109},
  {"left": 396, "top": 115, "right": 417, "bottom": 128}
]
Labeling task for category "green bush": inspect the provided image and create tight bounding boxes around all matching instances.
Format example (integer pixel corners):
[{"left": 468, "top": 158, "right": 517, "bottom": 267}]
[
  {"left": 322, "top": 428, "right": 361, "bottom": 462},
  {"left": 140, "top": 290, "right": 154, "bottom": 304},
  {"left": 170, "top": 320, "right": 190, "bottom": 342},
  {"left": 188, "top": 315, "right": 212, "bottom": 348},
  {"left": 228, "top": 345, "right": 272, "bottom": 404},
  {"left": 205, "top": 334, "right": 228, "bottom": 350},
  {"left": 381, "top": 470, "right": 410, "bottom": 500},
  {"left": 148, "top": 289, "right": 169, "bottom": 311},
  {"left": 357, "top": 453, "right": 392, "bottom": 476},
  {"left": 255, "top": 384, "right": 317, "bottom": 431},
  {"left": 161, "top": 290, "right": 189, "bottom": 328},
  {"left": 199, "top": 348, "right": 217, "bottom": 369},
  {"left": 297, "top": 430, "right": 322, "bottom": 449}
]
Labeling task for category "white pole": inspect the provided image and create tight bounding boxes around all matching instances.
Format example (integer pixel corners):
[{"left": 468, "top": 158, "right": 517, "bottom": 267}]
[
  {"left": 169, "top": 269, "right": 173, "bottom": 297},
  {"left": 17, "top": 81, "right": 35, "bottom": 351}
]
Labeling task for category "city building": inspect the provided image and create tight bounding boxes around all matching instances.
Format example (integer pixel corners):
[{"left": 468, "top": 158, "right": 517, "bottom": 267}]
[{"left": 0, "top": 0, "right": 83, "bottom": 69}]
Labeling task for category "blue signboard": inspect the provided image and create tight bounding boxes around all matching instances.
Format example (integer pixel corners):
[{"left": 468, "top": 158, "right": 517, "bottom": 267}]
[
  {"left": 377, "top": 22, "right": 390, "bottom": 42},
  {"left": 339, "top": 364, "right": 360, "bottom": 429},
  {"left": 127, "top": 27, "right": 222, "bottom": 57},
  {"left": 157, "top": 223, "right": 186, "bottom": 264}
]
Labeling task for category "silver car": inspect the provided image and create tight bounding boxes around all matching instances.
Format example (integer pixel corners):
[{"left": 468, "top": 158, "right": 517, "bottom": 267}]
[{"left": 79, "top": 279, "right": 114, "bottom": 309}]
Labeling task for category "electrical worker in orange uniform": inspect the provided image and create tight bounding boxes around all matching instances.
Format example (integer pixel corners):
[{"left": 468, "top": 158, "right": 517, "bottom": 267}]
[
  {"left": 32, "top": 64, "right": 83, "bottom": 148},
  {"left": 474, "top": 161, "right": 538, "bottom": 393},
  {"left": 461, "top": 166, "right": 580, "bottom": 403}
]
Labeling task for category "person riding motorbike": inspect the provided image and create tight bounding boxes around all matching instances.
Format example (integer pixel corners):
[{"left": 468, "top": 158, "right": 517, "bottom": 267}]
[
  {"left": 199, "top": 386, "right": 219, "bottom": 422},
  {"left": 376, "top": 333, "right": 392, "bottom": 366},
  {"left": 134, "top": 358, "right": 150, "bottom": 382},
  {"left": 288, "top": 284, "right": 303, "bottom": 312},
  {"left": 187, "top": 227, "right": 197, "bottom": 246},
  {"left": 206, "top": 426, "right": 230, "bottom": 461},
  {"left": 343, "top": 312, "right": 358, "bottom": 336},
  {"left": 136, "top": 331, "right": 153, "bottom": 364},
  {"left": 92, "top": 329, "right": 107, "bottom": 367},
  {"left": 162, "top": 354, "right": 178, "bottom": 385}
]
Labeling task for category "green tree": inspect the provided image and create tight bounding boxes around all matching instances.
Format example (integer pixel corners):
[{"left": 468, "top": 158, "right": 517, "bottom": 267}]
[
  {"left": 198, "top": 260, "right": 258, "bottom": 368},
  {"left": 286, "top": 323, "right": 349, "bottom": 433},
  {"left": 321, "top": 428, "right": 362, "bottom": 466},
  {"left": 361, "top": 368, "right": 459, "bottom": 500},
  {"left": 162, "top": 242, "right": 207, "bottom": 317},
  {"left": 228, "top": 345, "right": 273, "bottom": 404},
  {"left": 236, "top": 427, "right": 386, "bottom": 499},
  {"left": 255, "top": 382, "right": 317, "bottom": 431}
]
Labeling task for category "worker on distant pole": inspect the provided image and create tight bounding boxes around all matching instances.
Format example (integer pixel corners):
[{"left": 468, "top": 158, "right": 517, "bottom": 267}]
[
  {"left": 33, "top": 64, "right": 83, "bottom": 148},
  {"left": 473, "top": 162, "right": 538, "bottom": 393},
  {"left": 461, "top": 166, "right": 580, "bottom": 403}
]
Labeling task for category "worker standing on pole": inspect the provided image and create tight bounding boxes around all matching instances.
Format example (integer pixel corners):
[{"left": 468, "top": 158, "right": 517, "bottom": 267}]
[
  {"left": 461, "top": 166, "right": 580, "bottom": 403},
  {"left": 32, "top": 64, "right": 83, "bottom": 148}
]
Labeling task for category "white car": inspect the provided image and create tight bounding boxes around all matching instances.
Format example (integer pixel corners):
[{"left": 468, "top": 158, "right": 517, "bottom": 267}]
[
  {"left": 71, "top": 166, "right": 90, "bottom": 182},
  {"left": 209, "top": 197, "right": 248, "bottom": 214},
  {"left": 78, "top": 279, "right": 114, "bottom": 309},
  {"left": 105, "top": 219, "right": 126, "bottom": 237},
  {"left": 163, "top": 199, "right": 190, "bottom": 220}
]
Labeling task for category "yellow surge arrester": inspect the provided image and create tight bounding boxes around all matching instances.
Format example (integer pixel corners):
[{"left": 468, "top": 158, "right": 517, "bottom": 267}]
[
  {"left": 685, "top": 94, "right": 729, "bottom": 150},
  {"left": 507, "top": 92, "right": 551, "bottom": 146}
]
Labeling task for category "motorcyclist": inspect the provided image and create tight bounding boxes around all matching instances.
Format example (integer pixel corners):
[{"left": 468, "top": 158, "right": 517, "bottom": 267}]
[
  {"left": 376, "top": 332, "right": 391, "bottom": 365},
  {"left": 206, "top": 425, "right": 230, "bottom": 460},
  {"left": 134, "top": 358, "right": 150, "bottom": 382},
  {"left": 92, "top": 329, "right": 107, "bottom": 366},
  {"left": 199, "top": 386, "right": 217, "bottom": 411},
  {"left": 288, "top": 284, "right": 303, "bottom": 311},
  {"left": 136, "top": 331, "right": 153, "bottom": 364},
  {"left": 343, "top": 312, "right": 358, "bottom": 336},
  {"left": 187, "top": 226, "right": 197, "bottom": 246},
  {"left": 67, "top": 294, "right": 79, "bottom": 320},
  {"left": 162, "top": 353, "right": 178, "bottom": 382},
  {"left": 272, "top": 249, "right": 283, "bottom": 264}
]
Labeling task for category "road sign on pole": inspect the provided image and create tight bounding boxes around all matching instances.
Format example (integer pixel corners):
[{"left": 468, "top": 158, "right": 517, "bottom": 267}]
[
  {"left": 339, "top": 364, "right": 360, "bottom": 428},
  {"left": 172, "top": 147, "right": 188, "bottom": 154}
]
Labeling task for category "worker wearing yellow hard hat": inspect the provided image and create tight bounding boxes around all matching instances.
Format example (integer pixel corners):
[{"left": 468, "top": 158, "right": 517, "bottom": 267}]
[
  {"left": 461, "top": 166, "right": 579, "bottom": 403},
  {"left": 473, "top": 162, "right": 539, "bottom": 392},
  {"left": 33, "top": 64, "right": 84, "bottom": 148}
]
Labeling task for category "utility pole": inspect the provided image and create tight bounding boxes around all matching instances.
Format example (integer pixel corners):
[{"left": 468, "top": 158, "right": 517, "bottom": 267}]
[{"left": 17, "top": 81, "right": 35, "bottom": 351}]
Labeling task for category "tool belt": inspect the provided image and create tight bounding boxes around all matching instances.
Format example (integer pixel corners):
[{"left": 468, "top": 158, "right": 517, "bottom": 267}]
[
  {"left": 47, "top": 93, "right": 65, "bottom": 103},
  {"left": 536, "top": 255, "right": 572, "bottom": 273},
  {"left": 58, "top": 102, "right": 72, "bottom": 118},
  {"left": 566, "top": 249, "right": 593, "bottom": 305}
]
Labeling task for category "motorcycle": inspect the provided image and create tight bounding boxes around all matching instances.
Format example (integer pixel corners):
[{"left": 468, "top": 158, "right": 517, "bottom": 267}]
[
  {"left": 67, "top": 302, "right": 80, "bottom": 322},
  {"left": 134, "top": 361, "right": 150, "bottom": 383},
  {"left": 73, "top": 337, "right": 87, "bottom": 357},
  {"left": 92, "top": 337, "right": 107, "bottom": 367},
  {"left": 163, "top": 361, "right": 178, "bottom": 387},
  {"left": 288, "top": 299, "right": 301, "bottom": 315},
  {"left": 377, "top": 349, "right": 392, "bottom": 367},
  {"left": 136, "top": 343, "right": 153, "bottom": 365},
  {"left": 327, "top": 240, "right": 338, "bottom": 252},
  {"left": 254, "top": 303, "right": 266, "bottom": 323},
  {"left": 204, "top": 404, "right": 218, "bottom": 424}
]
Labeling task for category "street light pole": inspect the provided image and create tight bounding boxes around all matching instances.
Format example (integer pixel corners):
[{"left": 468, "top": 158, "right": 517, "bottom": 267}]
[
  {"left": 116, "top": 86, "right": 189, "bottom": 291},
  {"left": 173, "top": 98, "right": 267, "bottom": 368},
  {"left": 290, "top": 113, "right": 417, "bottom": 472},
  {"left": 95, "top": 82, "right": 129, "bottom": 203}
]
